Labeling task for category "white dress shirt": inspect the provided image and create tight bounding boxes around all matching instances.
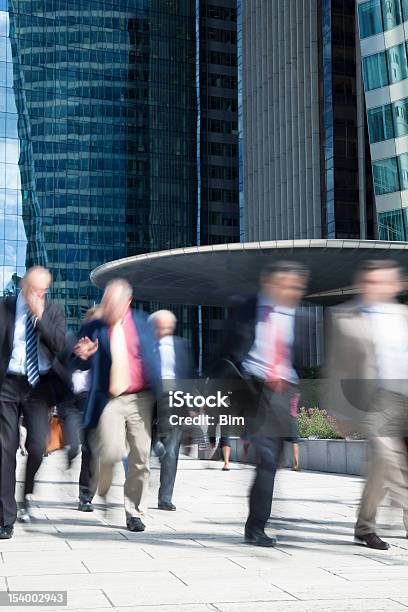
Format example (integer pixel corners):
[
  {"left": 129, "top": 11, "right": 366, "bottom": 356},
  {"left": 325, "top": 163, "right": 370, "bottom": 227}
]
[
  {"left": 242, "top": 294, "right": 297, "bottom": 383},
  {"left": 7, "top": 292, "right": 52, "bottom": 376},
  {"left": 158, "top": 335, "right": 176, "bottom": 380},
  {"left": 364, "top": 302, "right": 408, "bottom": 395}
]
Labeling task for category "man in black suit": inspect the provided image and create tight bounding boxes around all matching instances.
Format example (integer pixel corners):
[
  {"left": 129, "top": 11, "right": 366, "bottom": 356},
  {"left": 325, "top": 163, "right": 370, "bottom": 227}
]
[
  {"left": 149, "top": 310, "right": 194, "bottom": 511},
  {"left": 219, "top": 261, "right": 308, "bottom": 547},
  {"left": 0, "top": 266, "right": 65, "bottom": 538}
]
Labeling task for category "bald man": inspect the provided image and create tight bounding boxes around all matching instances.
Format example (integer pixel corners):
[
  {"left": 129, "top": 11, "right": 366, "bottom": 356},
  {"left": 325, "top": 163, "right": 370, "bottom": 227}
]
[
  {"left": 0, "top": 267, "right": 65, "bottom": 537},
  {"left": 149, "top": 310, "right": 194, "bottom": 511},
  {"left": 76, "top": 280, "right": 160, "bottom": 532}
]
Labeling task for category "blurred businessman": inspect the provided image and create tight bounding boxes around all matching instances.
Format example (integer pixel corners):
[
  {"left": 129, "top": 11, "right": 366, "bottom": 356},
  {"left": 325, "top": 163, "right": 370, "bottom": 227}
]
[
  {"left": 0, "top": 267, "right": 65, "bottom": 537},
  {"left": 325, "top": 259, "right": 408, "bottom": 550},
  {"left": 219, "top": 261, "right": 308, "bottom": 547},
  {"left": 149, "top": 309, "right": 194, "bottom": 511},
  {"left": 75, "top": 279, "right": 160, "bottom": 532}
]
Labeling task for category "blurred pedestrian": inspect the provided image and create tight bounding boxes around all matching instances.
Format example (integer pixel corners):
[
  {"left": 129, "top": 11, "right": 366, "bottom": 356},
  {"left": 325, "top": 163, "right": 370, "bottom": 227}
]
[
  {"left": 326, "top": 259, "right": 408, "bottom": 550},
  {"left": 75, "top": 279, "right": 160, "bottom": 532},
  {"left": 149, "top": 309, "right": 194, "bottom": 511},
  {"left": 0, "top": 267, "right": 65, "bottom": 537},
  {"left": 52, "top": 306, "right": 100, "bottom": 512},
  {"left": 219, "top": 261, "right": 308, "bottom": 546}
]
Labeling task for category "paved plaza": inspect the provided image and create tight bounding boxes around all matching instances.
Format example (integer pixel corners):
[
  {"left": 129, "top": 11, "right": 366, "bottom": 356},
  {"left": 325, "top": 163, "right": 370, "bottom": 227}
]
[{"left": 3, "top": 452, "right": 408, "bottom": 611}]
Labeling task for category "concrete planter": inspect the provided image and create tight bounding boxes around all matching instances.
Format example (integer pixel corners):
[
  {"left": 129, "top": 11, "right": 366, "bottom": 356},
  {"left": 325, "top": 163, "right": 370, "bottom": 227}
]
[{"left": 204, "top": 437, "right": 367, "bottom": 476}]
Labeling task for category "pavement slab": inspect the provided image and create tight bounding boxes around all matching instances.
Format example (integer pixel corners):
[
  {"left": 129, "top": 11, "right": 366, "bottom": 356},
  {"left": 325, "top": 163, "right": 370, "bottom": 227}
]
[{"left": 0, "top": 452, "right": 407, "bottom": 611}]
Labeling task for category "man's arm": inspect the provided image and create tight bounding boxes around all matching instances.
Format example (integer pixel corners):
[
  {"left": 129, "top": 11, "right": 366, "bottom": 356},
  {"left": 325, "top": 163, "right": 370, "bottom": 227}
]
[{"left": 36, "top": 303, "right": 66, "bottom": 356}]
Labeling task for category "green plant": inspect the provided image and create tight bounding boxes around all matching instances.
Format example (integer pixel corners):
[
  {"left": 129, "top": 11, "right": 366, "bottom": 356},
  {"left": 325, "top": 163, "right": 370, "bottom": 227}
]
[{"left": 297, "top": 407, "right": 342, "bottom": 439}]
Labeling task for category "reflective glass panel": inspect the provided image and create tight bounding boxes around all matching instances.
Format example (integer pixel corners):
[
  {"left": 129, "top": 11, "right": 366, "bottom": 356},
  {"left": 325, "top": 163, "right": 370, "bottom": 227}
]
[
  {"left": 373, "top": 156, "right": 400, "bottom": 194},
  {"left": 358, "top": 0, "right": 383, "bottom": 38},
  {"left": 398, "top": 152, "right": 408, "bottom": 189},
  {"left": 363, "top": 51, "right": 388, "bottom": 90},
  {"left": 378, "top": 208, "right": 407, "bottom": 240},
  {"left": 392, "top": 97, "right": 408, "bottom": 136},
  {"left": 381, "top": 0, "right": 403, "bottom": 31},
  {"left": 386, "top": 43, "right": 408, "bottom": 83},
  {"left": 368, "top": 104, "right": 394, "bottom": 142}
]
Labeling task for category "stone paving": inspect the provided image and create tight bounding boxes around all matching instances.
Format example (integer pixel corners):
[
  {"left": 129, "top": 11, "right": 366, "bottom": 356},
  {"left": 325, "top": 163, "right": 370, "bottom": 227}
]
[{"left": 3, "top": 451, "right": 408, "bottom": 611}]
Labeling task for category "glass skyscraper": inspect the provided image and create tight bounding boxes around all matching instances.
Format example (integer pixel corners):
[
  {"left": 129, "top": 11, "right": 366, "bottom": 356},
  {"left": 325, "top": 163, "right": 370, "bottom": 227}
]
[
  {"left": 1, "top": 0, "right": 198, "bottom": 327},
  {"left": 357, "top": 0, "right": 408, "bottom": 240}
]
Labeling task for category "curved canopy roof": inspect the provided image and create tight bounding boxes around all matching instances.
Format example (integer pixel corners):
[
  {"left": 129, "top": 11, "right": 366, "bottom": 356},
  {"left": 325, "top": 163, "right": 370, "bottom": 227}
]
[{"left": 90, "top": 239, "right": 408, "bottom": 306}]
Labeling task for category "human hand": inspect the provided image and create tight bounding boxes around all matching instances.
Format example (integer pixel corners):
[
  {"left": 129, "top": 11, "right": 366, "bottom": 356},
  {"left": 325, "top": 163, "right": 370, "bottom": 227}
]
[
  {"left": 74, "top": 337, "right": 99, "bottom": 360},
  {"left": 25, "top": 288, "right": 45, "bottom": 321}
]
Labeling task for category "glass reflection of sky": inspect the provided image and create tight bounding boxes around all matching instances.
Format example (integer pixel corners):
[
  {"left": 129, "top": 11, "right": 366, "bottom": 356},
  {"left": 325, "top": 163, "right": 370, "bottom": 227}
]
[{"left": 0, "top": 7, "right": 27, "bottom": 294}]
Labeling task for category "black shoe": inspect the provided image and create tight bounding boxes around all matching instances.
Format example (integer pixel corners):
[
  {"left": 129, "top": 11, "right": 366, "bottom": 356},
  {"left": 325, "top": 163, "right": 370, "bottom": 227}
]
[
  {"left": 18, "top": 497, "right": 32, "bottom": 523},
  {"left": 78, "top": 501, "right": 94, "bottom": 512},
  {"left": 354, "top": 533, "right": 390, "bottom": 550},
  {"left": 126, "top": 517, "right": 146, "bottom": 532},
  {"left": 244, "top": 530, "right": 277, "bottom": 547},
  {"left": 158, "top": 502, "right": 176, "bottom": 511},
  {"left": 0, "top": 525, "right": 13, "bottom": 539}
]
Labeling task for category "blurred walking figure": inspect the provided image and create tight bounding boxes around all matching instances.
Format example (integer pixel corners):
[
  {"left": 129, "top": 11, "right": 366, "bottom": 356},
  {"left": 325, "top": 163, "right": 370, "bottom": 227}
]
[
  {"left": 220, "top": 261, "right": 308, "bottom": 547},
  {"left": 0, "top": 267, "right": 65, "bottom": 537},
  {"left": 149, "top": 309, "right": 194, "bottom": 511},
  {"left": 208, "top": 433, "right": 232, "bottom": 471},
  {"left": 52, "top": 306, "right": 100, "bottom": 512},
  {"left": 75, "top": 279, "right": 160, "bottom": 532},
  {"left": 326, "top": 259, "right": 408, "bottom": 550}
]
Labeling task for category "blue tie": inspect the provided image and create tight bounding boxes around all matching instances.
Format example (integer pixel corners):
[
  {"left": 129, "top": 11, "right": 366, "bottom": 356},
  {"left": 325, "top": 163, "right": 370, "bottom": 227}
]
[{"left": 26, "top": 313, "right": 40, "bottom": 387}]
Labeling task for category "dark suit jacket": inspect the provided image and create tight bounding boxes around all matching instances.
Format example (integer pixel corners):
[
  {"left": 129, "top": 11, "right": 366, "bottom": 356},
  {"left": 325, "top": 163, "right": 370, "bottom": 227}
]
[
  {"left": 50, "top": 331, "right": 80, "bottom": 404},
  {"left": 0, "top": 295, "right": 66, "bottom": 393},
  {"left": 218, "top": 294, "right": 305, "bottom": 376},
  {"left": 80, "top": 310, "right": 161, "bottom": 429}
]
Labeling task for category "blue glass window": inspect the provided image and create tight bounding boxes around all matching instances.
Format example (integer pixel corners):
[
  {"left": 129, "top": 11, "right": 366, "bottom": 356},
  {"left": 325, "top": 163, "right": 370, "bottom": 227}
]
[
  {"left": 382, "top": 0, "right": 403, "bottom": 31},
  {"left": 368, "top": 104, "right": 394, "bottom": 142},
  {"left": 401, "top": 0, "right": 408, "bottom": 20},
  {"left": 358, "top": 0, "right": 383, "bottom": 38},
  {"left": 392, "top": 97, "right": 408, "bottom": 136},
  {"left": 378, "top": 208, "right": 407, "bottom": 240},
  {"left": 387, "top": 43, "right": 408, "bottom": 83},
  {"left": 363, "top": 52, "right": 388, "bottom": 90},
  {"left": 398, "top": 152, "right": 408, "bottom": 189},
  {"left": 373, "top": 156, "right": 400, "bottom": 194}
]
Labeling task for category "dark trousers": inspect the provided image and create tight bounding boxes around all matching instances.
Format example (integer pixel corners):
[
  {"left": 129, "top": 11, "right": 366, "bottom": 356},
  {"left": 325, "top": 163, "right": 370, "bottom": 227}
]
[
  {"left": 158, "top": 428, "right": 182, "bottom": 504},
  {"left": 0, "top": 374, "right": 51, "bottom": 526},
  {"left": 245, "top": 435, "right": 283, "bottom": 534},
  {"left": 58, "top": 393, "right": 86, "bottom": 464},
  {"left": 58, "top": 393, "right": 95, "bottom": 503},
  {"left": 79, "top": 428, "right": 96, "bottom": 503}
]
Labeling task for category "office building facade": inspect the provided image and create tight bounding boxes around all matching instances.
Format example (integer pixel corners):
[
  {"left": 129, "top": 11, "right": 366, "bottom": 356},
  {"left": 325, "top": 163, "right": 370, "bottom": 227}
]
[
  {"left": 0, "top": 0, "right": 198, "bottom": 329},
  {"left": 357, "top": 0, "right": 408, "bottom": 240},
  {"left": 197, "top": 0, "right": 240, "bottom": 366},
  {"left": 239, "top": 0, "right": 376, "bottom": 365}
]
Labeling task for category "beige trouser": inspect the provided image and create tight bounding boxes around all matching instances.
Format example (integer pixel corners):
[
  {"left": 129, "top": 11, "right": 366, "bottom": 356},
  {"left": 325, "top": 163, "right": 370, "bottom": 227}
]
[
  {"left": 95, "top": 391, "right": 154, "bottom": 520},
  {"left": 355, "top": 436, "right": 408, "bottom": 536}
]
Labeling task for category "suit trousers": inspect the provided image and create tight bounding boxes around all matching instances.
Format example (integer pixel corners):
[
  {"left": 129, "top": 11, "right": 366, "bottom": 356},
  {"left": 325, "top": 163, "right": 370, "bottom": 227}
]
[
  {"left": 158, "top": 427, "right": 182, "bottom": 504},
  {"left": 0, "top": 374, "right": 51, "bottom": 526},
  {"left": 96, "top": 390, "right": 154, "bottom": 519},
  {"left": 355, "top": 391, "right": 408, "bottom": 536},
  {"left": 355, "top": 435, "right": 408, "bottom": 536}
]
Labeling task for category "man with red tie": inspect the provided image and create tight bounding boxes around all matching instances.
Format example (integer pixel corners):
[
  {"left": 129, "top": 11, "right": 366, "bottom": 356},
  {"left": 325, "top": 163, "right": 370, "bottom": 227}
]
[
  {"left": 75, "top": 279, "right": 160, "bottom": 532},
  {"left": 219, "top": 261, "right": 308, "bottom": 546}
]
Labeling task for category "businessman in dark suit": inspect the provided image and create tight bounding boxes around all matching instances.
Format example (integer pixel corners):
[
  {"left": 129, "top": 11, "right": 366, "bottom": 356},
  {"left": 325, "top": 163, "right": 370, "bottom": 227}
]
[
  {"left": 149, "top": 310, "right": 194, "bottom": 511},
  {"left": 219, "top": 261, "right": 308, "bottom": 547},
  {"left": 75, "top": 279, "right": 160, "bottom": 532},
  {"left": 0, "top": 266, "right": 66, "bottom": 538}
]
